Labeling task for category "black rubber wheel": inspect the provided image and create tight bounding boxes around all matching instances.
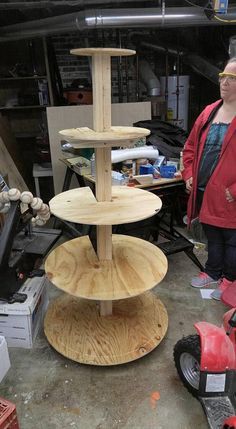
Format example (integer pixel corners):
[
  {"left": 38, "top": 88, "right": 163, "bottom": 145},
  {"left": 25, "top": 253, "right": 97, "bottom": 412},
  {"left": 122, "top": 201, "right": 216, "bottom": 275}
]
[{"left": 173, "top": 334, "right": 201, "bottom": 398}]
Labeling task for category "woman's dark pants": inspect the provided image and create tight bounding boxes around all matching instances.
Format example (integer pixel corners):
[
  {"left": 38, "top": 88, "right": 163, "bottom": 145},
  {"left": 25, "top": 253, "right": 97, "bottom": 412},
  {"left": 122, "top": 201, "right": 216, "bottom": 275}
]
[{"left": 202, "top": 223, "right": 236, "bottom": 281}]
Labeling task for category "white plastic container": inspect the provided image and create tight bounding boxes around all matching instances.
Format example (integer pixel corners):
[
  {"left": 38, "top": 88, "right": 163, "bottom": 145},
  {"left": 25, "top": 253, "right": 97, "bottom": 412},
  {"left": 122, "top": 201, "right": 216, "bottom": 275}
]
[{"left": 0, "top": 336, "right": 10, "bottom": 382}]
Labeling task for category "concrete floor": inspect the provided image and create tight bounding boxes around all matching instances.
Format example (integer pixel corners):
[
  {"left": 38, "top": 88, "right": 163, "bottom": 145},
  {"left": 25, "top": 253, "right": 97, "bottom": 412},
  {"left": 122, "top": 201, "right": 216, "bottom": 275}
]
[{"left": 0, "top": 240, "right": 228, "bottom": 429}]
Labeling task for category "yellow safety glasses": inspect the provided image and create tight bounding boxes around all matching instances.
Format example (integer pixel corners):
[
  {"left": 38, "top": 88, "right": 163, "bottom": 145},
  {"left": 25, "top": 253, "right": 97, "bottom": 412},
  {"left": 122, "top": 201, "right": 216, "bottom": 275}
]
[{"left": 218, "top": 72, "right": 236, "bottom": 83}]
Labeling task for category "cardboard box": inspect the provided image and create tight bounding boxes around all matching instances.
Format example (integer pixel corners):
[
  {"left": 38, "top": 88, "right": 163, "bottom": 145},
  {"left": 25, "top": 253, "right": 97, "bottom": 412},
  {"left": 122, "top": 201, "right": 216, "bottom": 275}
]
[
  {"left": 0, "top": 276, "right": 48, "bottom": 348},
  {"left": 0, "top": 337, "right": 10, "bottom": 382},
  {"left": 133, "top": 174, "right": 153, "bottom": 185},
  {"left": 66, "top": 156, "right": 91, "bottom": 175}
]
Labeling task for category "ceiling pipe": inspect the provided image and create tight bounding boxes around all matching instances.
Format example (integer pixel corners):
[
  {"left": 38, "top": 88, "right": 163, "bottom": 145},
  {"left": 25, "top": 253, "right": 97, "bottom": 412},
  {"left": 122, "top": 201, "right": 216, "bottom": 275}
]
[
  {"left": 0, "top": 12, "right": 80, "bottom": 41},
  {"left": 76, "top": 7, "right": 236, "bottom": 30},
  {"left": 0, "top": 0, "right": 147, "bottom": 10},
  {"left": 1, "top": 6, "right": 236, "bottom": 42},
  {"left": 0, "top": 1, "right": 60, "bottom": 9}
]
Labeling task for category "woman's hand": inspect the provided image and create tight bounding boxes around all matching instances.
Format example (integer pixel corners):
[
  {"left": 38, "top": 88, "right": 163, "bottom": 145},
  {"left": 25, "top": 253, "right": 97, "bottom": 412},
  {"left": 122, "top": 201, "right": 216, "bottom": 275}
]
[
  {"left": 186, "top": 177, "right": 193, "bottom": 193},
  {"left": 225, "top": 188, "right": 235, "bottom": 202}
]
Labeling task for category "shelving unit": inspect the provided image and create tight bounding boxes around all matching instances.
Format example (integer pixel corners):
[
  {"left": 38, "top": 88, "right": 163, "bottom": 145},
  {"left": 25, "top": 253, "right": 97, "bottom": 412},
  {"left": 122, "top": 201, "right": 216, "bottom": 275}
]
[
  {"left": 0, "top": 38, "right": 56, "bottom": 197},
  {"left": 0, "top": 38, "right": 53, "bottom": 125},
  {"left": 0, "top": 76, "right": 47, "bottom": 81},
  {"left": 0, "top": 106, "right": 49, "bottom": 111},
  {"left": 44, "top": 48, "right": 168, "bottom": 366}
]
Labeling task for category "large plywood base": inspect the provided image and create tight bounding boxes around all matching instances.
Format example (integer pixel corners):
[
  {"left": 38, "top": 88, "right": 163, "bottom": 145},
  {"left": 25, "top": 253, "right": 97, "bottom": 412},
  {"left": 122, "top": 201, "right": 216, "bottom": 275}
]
[{"left": 44, "top": 292, "right": 168, "bottom": 365}]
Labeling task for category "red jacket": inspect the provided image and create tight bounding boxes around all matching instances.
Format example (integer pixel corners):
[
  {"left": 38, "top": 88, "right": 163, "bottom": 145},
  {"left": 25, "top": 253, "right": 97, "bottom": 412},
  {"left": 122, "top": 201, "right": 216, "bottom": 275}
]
[{"left": 182, "top": 99, "right": 236, "bottom": 228}]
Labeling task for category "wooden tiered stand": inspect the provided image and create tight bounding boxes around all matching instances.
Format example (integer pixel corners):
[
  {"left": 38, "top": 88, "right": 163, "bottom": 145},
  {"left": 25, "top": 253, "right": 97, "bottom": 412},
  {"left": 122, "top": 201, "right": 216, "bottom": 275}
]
[{"left": 44, "top": 48, "right": 168, "bottom": 365}]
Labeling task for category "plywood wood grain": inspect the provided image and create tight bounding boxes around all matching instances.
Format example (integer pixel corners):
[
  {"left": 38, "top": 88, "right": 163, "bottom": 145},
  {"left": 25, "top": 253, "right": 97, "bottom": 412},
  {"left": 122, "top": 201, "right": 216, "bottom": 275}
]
[
  {"left": 91, "top": 52, "right": 113, "bottom": 272},
  {"left": 49, "top": 186, "right": 162, "bottom": 225},
  {"left": 44, "top": 292, "right": 168, "bottom": 365},
  {"left": 92, "top": 52, "right": 111, "bottom": 132},
  {"left": 45, "top": 235, "right": 168, "bottom": 300},
  {"left": 47, "top": 102, "right": 151, "bottom": 195}
]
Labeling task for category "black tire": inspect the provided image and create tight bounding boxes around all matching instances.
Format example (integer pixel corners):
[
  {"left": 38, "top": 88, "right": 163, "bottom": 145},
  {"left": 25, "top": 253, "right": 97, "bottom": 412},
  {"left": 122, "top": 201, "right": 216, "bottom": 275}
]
[{"left": 173, "top": 334, "right": 201, "bottom": 398}]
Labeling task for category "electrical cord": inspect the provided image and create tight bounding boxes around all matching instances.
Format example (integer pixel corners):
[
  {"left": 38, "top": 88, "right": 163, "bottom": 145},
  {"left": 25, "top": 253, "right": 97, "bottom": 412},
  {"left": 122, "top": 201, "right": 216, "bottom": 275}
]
[
  {"left": 184, "top": 0, "right": 236, "bottom": 22},
  {"left": 184, "top": 0, "right": 215, "bottom": 11},
  {"left": 213, "top": 14, "right": 236, "bottom": 22}
]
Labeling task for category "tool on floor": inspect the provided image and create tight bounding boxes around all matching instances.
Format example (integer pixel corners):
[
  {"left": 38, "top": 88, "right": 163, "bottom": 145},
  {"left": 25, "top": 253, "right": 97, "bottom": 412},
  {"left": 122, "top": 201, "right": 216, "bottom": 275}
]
[{"left": 173, "top": 309, "right": 236, "bottom": 429}]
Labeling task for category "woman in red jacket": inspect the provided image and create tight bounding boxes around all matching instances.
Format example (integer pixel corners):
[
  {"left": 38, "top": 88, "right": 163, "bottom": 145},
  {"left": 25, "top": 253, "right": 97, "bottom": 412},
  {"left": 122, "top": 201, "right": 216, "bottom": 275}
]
[{"left": 182, "top": 57, "right": 236, "bottom": 300}]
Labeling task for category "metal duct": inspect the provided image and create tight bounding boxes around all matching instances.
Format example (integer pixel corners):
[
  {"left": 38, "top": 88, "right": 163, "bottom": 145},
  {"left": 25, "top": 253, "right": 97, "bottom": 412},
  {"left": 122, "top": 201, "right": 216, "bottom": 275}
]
[
  {"left": 1, "top": 6, "right": 236, "bottom": 41},
  {"left": 184, "top": 54, "right": 220, "bottom": 83},
  {"left": 0, "top": 0, "right": 148, "bottom": 10},
  {"left": 140, "top": 41, "right": 186, "bottom": 57},
  {"left": 229, "top": 35, "right": 236, "bottom": 57},
  {"left": 76, "top": 7, "right": 236, "bottom": 30},
  {"left": 140, "top": 41, "right": 220, "bottom": 84},
  {"left": 0, "top": 12, "right": 80, "bottom": 40},
  {"left": 139, "top": 59, "right": 161, "bottom": 96}
]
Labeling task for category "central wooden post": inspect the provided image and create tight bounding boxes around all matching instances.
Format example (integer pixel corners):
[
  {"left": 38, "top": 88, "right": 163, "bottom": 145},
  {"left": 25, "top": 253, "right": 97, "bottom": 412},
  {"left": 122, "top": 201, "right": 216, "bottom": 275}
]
[{"left": 92, "top": 53, "right": 113, "bottom": 316}]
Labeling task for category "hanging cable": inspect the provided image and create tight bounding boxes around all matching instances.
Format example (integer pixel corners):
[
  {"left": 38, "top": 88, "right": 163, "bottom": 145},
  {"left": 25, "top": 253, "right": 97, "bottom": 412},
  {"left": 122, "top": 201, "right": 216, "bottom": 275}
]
[
  {"left": 184, "top": 0, "right": 236, "bottom": 21},
  {"left": 184, "top": 0, "right": 216, "bottom": 11},
  {"left": 213, "top": 14, "right": 236, "bottom": 22}
]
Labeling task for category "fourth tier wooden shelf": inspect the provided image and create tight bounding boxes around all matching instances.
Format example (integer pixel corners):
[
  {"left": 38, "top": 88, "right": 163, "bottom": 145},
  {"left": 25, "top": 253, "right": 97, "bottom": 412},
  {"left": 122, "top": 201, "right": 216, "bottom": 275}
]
[{"left": 44, "top": 47, "right": 168, "bottom": 365}]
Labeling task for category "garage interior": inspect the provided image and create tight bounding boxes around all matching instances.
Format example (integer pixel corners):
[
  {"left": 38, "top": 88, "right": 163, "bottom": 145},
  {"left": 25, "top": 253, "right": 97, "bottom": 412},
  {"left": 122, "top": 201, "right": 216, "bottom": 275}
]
[{"left": 0, "top": 1, "right": 236, "bottom": 428}]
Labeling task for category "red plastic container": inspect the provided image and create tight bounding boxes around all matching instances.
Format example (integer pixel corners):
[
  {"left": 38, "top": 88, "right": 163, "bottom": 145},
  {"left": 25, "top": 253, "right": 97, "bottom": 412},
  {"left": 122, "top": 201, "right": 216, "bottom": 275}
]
[{"left": 0, "top": 397, "right": 20, "bottom": 429}]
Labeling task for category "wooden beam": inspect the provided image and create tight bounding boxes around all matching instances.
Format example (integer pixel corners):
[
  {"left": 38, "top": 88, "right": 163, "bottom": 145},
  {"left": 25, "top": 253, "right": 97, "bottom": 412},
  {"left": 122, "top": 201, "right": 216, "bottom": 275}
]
[{"left": 0, "top": 137, "right": 28, "bottom": 191}]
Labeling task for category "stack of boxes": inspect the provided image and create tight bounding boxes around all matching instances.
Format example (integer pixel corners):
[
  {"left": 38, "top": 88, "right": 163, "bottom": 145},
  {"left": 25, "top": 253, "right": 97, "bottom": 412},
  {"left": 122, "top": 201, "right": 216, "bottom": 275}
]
[{"left": 0, "top": 276, "right": 49, "bottom": 349}]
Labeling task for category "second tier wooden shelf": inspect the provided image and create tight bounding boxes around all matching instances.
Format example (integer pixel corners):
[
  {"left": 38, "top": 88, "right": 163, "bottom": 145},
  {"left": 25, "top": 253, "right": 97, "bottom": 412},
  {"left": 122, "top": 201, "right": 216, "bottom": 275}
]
[{"left": 49, "top": 186, "right": 162, "bottom": 225}]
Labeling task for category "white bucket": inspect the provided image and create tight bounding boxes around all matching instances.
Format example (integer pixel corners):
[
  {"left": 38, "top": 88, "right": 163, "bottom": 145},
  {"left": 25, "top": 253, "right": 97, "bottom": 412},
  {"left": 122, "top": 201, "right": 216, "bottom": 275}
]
[{"left": 0, "top": 336, "right": 10, "bottom": 382}]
